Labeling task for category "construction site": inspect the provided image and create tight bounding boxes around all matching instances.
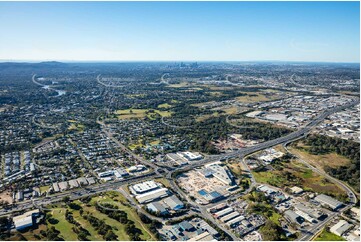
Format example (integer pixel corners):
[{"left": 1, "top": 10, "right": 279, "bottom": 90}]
[{"left": 177, "top": 162, "right": 239, "bottom": 204}]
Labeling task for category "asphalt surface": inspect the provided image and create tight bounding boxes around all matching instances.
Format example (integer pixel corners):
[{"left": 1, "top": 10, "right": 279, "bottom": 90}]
[{"left": 1, "top": 99, "right": 357, "bottom": 240}]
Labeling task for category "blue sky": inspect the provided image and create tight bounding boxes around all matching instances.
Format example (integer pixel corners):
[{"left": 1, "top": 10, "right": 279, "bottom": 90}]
[{"left": 0, "top": 1, "right": 359, "bottom": 62}]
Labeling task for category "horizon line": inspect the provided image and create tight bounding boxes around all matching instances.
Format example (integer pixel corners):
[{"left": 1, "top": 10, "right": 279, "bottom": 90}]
[{"left": 0, "top": 59, "right": 360, "bottom": 64}]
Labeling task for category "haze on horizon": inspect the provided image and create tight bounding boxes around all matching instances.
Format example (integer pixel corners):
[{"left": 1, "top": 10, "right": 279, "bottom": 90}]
[{"left": 0, "top": 1, "right": 359, "bottom": 63}]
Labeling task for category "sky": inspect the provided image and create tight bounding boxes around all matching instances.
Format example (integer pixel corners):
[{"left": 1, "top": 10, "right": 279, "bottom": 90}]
[{"left": 0, "top": 1, "right": 359, "bottom": 62}]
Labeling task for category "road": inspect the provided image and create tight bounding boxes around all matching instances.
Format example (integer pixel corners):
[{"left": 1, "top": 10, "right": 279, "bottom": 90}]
[
  {"left": 167, "top": 175, "right": 239, "bottom": 240},
  {"left": 160, "top": 73, "right": 169, "bottom": 84},
  {"left": 96, "top": 74, "right": 123, "bottom": 88},
  {"left": 283, "top": 144, "right": 357, "bottom": 204},
  {"left": 161, "top": 116, "right": 194, "bottom": 129},
  {"left": 283, "top": 143, "right": 357, "bottom": 241},
  {"left": 0, "top": 172, "right": 159, "bottom": 216},
  {"left": 163, "top": 100, "right": 358, "bottom": 240},
  {"left": 96, "top": 117, "right": 161, "bottom": 175},
  {"left": 1, "top": 99, "right": 357, "bottom": 240}
]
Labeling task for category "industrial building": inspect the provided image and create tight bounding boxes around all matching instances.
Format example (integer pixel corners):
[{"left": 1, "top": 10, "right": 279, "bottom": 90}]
[
  {"left": 214, "top": 207, "right": 234, "bottom": 218},
  {"left": 203, "top": 162, "right": 235, "bottom": 185},
  {"left": 294, "top": 204, "right": 324, "bottom": 220},
  {"left": 76, "top": 177, "right": 88, "bottom": 186},
  {"left": 330, "top": 220, "right": 353, "bottom": 236},
  {"left": 187, "top": 231, "right": 214, "bottom": 241},
  {"left": 226, "top": 215, "right": 245, "bottom": 228},
  {"left": 289, "top": 186, "right": 304, "bottom": 195},
  {"left": 147, "top": 202, "right": 168, "bottom": 215},
  {"left": 314, "top": 194, "right": 343, "bottom": 210},
  {"left": 163, "top": 195, "right": 184, "bottom": 211},
  {"left": 220, "top": 211, "right": 240, "bottom": 223},
  {"left": 284, "top": 210, "right": 305, "bottom": 225}
]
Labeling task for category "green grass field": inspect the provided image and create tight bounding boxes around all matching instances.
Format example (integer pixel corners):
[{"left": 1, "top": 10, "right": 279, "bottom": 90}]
[
  {"left": 158, "top": 103, "right": 172, "bottom": 109},
  {"left": 42, "top": 191, "right": 156, "bottom": 241},
  {"left": 50, "top": 208, "right": 79, "bottom": 241},
  {"left": 315, "top": 229, "right": 346, "bottom": 241},
  {"left": 115, "top": 109, "right": 172, "bottom": 120}
]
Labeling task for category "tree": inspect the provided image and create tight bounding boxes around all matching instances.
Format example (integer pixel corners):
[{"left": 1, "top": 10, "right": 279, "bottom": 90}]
[
  {"left": 104, "top": 230, "right": 117, "bottom": 241},
  {"left": 62, "top": 196, "right": 70, "bottom": 204},
  {"left": 261, "top": 220, "right": 283, "bottom": 241}
]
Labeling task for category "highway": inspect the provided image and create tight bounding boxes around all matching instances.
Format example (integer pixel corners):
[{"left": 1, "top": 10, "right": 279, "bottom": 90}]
[
  {"left": 96, "top": 74, "right": 124, "bottom": 88},
  {"left": 0, "top": 172, "right": 159, "bottom": 216},
  {"left": 1, "top": 99, "right": 357, "bottom": 240},
  {"left": 163, "top": 99, "right": 358, "bottom": 240}
]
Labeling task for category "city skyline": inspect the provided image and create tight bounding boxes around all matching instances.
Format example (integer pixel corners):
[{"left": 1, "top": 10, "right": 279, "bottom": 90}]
[{"left": 0, "top": 1, "right": 360, "bottom": 62}]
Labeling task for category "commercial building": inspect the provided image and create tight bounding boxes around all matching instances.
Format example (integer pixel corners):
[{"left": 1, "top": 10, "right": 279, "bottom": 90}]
[
  {"left": 128, "top": 165, "right": 146, "bottom": 173},
  {"left": 314, "top": 194, "right": 343, "bottom": 210},
  {"left": 135, "top": 187, "right": 170, "bottom": 204},
  {"left": 167, "top": 153, "right": 188, "bottom": 166},
  {"left": 13, "top": 209, "right": 40, "bottom": 230},
  {"left": 52, "top": 182, "right": 60, "bottom": 193},
  {"left": 114, "top": 168, "right": 129, "bottom": 178},
  {"left": 130, "top": 180, "right": 160, "bottom": 194},
  {"left": 58, "top": 181, "right": 68, "bottom": 191},
  {"left": 97, "top": 170, "right": 114, "bottom": 178},
  {"left": 177, "top": 151, "right": 203, "bottom": 161},
  {"left": 330, "top": 220, "right": 353, "bottom": 236},
  {"left": 68, "top": 179, "right": 79, "bottom": 189},
  {"left": 76, "top": 177, "right": 88, "bottom": 186}
]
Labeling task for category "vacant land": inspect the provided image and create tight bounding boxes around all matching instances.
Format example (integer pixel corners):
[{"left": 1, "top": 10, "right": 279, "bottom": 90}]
[
  {"left": 157, "top": 103, "right": 172, "bottom": 109},
  {"left": 206, "top": 91, "right": 225, "bottom": 97},
  {"left": 315, "top": 229, "right": 346, "bottom": 241},
  {"left": 128, "top": 138, "right": 160, "bottom": 150},
  {"left": 167, "top": 82, "right": 193, "bottom": 88},
  {"left": 289, "top": 145, "right": 350, "bottom": 170},
  {"left": 227, "top": 163, "right": 247, "bottom": 177},
  {"left": 195, "top": 112, "right": 220, "bottom": 122},
  {"left": 252, "top": 160, "right": 346, "bottom": 197},
  {"left": 236, "top": 92, "right": 279, "bottom": 103},
  {"left": 125, "top": 94, "right": 146, "bottom": 98},
  {"left": 68, "top": 122, "right": 85, "bottom": 132},
  {"left": 116, "top": 109, "right": 172, "bottom": 120}
]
